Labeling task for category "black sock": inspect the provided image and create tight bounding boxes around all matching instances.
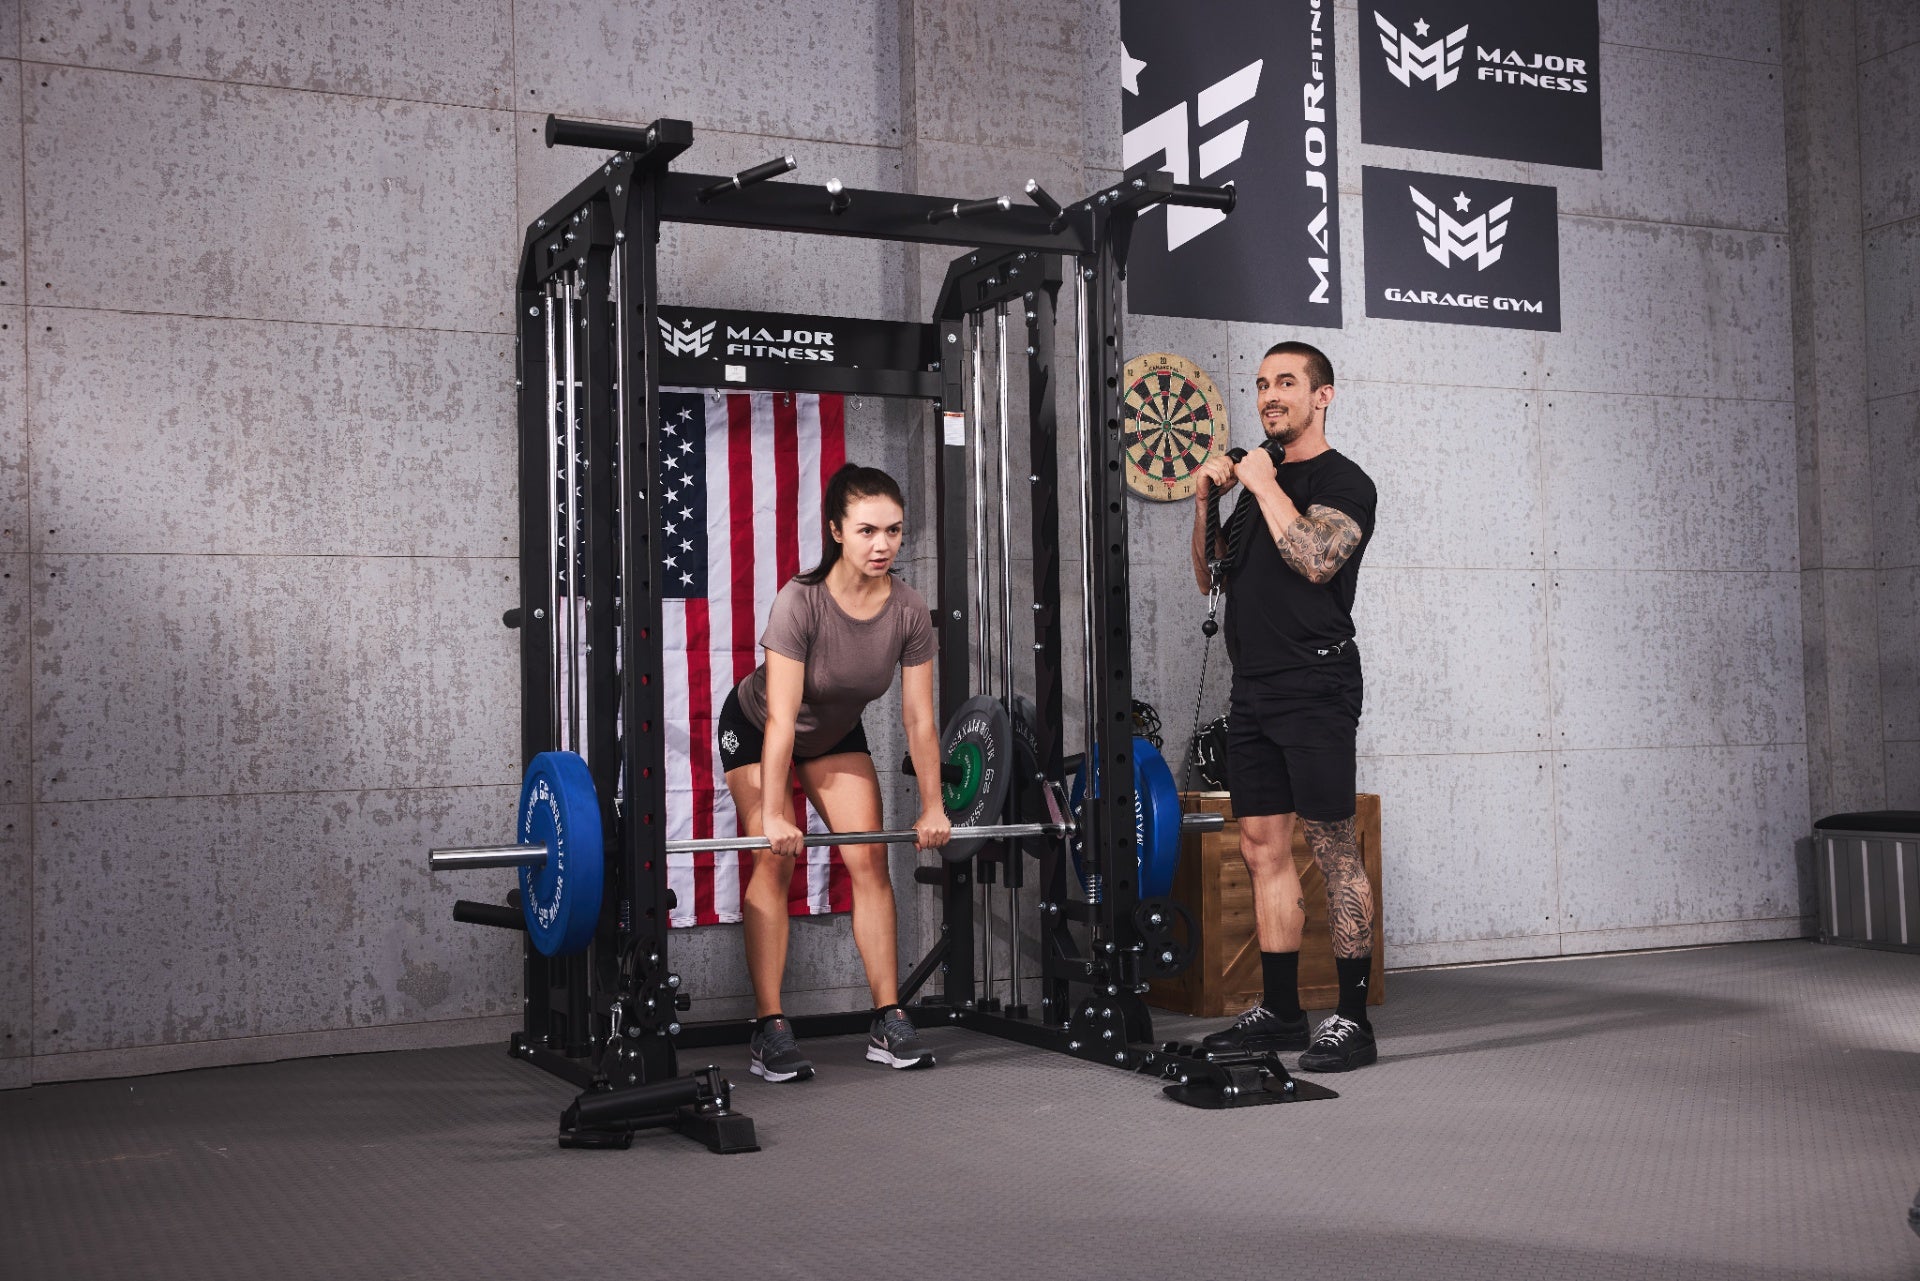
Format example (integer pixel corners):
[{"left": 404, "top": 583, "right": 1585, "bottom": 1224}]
[
  {"left": 1260, "top": 951, "right": 1303, "bottom": 1020},
  {"left": 1335, "top": 956, "right": 1373, "bottom": 1026},
  {"left": 757, "top": 1012, "right": 784, "bottom": 1029}
]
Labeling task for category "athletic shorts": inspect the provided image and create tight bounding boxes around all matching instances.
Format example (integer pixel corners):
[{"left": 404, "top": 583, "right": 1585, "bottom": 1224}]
[
  {"left": 1226, "top": 652, "right": 1362, "bottom": 822},
  {"left": 716, "top": 686, "right": 870, "bottom": 772}
]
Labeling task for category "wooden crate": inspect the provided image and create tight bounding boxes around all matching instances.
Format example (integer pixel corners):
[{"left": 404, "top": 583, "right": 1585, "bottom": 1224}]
[{"left": 1147, "top": 793, "right": 1383, "bottom": 1017}]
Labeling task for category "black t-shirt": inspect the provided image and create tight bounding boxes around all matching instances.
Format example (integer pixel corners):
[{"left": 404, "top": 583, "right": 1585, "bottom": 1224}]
[{"left": 1223, "top": 448, "right": 1376, "bottom": 678}]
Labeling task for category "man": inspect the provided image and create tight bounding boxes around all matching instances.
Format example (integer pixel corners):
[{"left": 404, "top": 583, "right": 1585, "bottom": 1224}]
[{"left": 1188, "top": 341, "right": 1378, "bottom": 1072}]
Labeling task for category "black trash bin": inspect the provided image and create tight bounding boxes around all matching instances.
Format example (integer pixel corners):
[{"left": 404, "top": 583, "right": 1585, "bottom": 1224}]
[{"left": 1812, "top": 811, "right": 1920, "bottom": 954}]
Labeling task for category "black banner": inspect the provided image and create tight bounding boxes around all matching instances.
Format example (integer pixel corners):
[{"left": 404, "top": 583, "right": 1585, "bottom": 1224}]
[
  {"left": 1360, "top": 0, "right": 1600, "bottom": 169},
  {"left": 657, "top": 307, "right": 929, "bottom": 369},
  {"left": 1121, "top": 0, "right": 1340, "bottom": 326},
  {"left": 1361, "top": 166, "right": 1559, "bottom": 331}
]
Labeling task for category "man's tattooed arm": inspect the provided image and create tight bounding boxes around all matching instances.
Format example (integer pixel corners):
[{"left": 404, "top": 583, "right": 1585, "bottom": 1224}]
[
  {"left": 1302, "top": 816, "right": 1373, "bottom": 959},
  {"left": 1275, "top": 505, "right": 1363, "bottom": 585}
]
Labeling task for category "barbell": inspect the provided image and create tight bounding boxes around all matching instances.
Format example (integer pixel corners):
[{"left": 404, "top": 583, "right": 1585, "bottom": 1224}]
[
  {"left": 430, "top": 696, "right": 1220, "bottom": 956},
  {"left": 432, "top": 814, "right": 1220, "bottom": 872}
]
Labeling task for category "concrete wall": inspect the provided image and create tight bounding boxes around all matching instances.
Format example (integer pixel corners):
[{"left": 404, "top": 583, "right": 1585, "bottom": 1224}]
[
  {"left": 0, "top": 0, "right": 1902, "bottom": 1085},
  {"left": 1122, "top": 0, "right": 1813, "bottom": 967},
  {"left": 1856, "top": 2, "right": 1920, "bottom": 805}
]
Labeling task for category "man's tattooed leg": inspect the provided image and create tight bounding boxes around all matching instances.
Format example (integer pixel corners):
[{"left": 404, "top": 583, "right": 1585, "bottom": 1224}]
[{"left": 1302, "top": 816, "right": 1372, "bottom": 959}]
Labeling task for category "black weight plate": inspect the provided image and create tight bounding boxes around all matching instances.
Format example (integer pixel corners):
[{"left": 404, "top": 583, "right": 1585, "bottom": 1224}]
[{"left": 941, "top": 695, "right": 1013, "bottom": 862}]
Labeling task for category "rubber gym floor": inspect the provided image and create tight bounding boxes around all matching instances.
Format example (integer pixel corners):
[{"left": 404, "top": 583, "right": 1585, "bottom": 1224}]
[{"left": 3, "top": 939, "right": 1916, "bottom": 1281}]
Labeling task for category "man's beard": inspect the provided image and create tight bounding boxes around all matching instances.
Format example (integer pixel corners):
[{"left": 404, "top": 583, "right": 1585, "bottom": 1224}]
[{"left": 1265, "top": 417, "right": 1307, "bottom": 447}]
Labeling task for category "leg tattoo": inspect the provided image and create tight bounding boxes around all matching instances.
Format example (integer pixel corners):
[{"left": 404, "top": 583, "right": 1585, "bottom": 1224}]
[{"left": 1303, "top": 817, "right": 1372, "bottom": 959}]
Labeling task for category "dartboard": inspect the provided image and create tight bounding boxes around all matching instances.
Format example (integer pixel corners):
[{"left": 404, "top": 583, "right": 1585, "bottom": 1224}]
[{"left": 1121, "top": 353, "right": 1228, "bottom": 502}]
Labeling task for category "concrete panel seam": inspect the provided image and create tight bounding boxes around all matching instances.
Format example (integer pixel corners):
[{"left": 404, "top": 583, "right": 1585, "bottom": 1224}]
[
  {"left": 1541, "top": 741, "right": 1812, "bottom": 754},
  {"left": 1861, "top": 209, "right": 1920, "bottom": 235},
  {"left": 30, "top": 301, "right": 516, "bottom": 342},
  {"left": 1545, "top": 565, "right": 1804, "bottom": 576},
  {"left": 31, "top": 551, "right": 519, "bottom": 563},
  {"left": 1559, "top": 210, "right": 1794, "bottom": 238},
  {"left": 34, "top": 783, "right": 526, "bottom": 807},
  {"left": 1600, "top": 40, "right": 1781, "bottom": 71},
  {"left": 1335, "top": 379, "right": 1792, "bottom": 408},
  {"left": 1858, "top": 38, "right": 1920, "bottom": 67},
  {"left": 17, "top": 48, "right": 29, "bottom": 1067},
  {"left": 18, "top": 56, "right": 510, "bottom": 119}
]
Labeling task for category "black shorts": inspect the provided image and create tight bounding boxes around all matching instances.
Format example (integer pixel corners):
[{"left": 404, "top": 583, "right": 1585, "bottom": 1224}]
[
  {"left": 1226, "top": 652, "right": 1362, "bottom": 822},
  {"left": 716, "top": 686, "right": 870, "bottom": 772}
]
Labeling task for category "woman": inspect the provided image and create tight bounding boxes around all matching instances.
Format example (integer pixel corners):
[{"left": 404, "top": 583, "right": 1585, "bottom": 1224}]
[{"left": 717, "top": 462, "right": 952, "bottom": 1082}]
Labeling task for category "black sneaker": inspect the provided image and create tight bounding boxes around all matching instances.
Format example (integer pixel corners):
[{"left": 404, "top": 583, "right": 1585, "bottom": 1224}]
[
  {"left": 866, "top": 1007, "right": 935, "bottom": 1069},
  {"left": 1200, "top": 1004, "right": 1310, "bottom": 1054},
  {"left": 749, "top": 1017, "right": 814, "bottom": 1082},
  {"left": 1296, "top": 1014, "right": 1377, "bottom": 1072}
]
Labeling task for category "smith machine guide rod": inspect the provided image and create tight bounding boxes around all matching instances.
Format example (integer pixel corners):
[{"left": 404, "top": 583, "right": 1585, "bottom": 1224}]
[{"left": 454, "top": 114, "right": 1331, "bottom": 1149}]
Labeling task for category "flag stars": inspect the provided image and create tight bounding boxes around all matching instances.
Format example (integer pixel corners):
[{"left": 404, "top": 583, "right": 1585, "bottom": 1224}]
[
  {"left": 1453, "top": 191, "right": 1472, "bottom": 212},
  {"left": 680, "top": 539, "right": 693, "bottom": 552},
  {"left": 681, "top": 572, "right": 693, "bottom": 585}
]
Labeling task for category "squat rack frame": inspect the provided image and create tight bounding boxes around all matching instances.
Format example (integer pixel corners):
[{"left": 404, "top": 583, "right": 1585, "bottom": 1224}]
[{"left": 500, "top": 114, "right": 1238, "bottom": 1104}]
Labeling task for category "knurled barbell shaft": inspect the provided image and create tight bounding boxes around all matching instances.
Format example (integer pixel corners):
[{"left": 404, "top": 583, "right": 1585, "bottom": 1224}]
[{"left": 429, "top": 813, "right": 1222, "bottom": 871}]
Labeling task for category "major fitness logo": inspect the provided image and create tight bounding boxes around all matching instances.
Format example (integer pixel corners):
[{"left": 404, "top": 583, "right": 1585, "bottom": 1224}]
[
  {"left": 1360, "top": 0, "right": 1600, "bottom": 168},
  {"left": 1410, "top": 185, "right": 1511, "bottom": 270},
  {"left": 659, "top": 316, "right": 716, "bottom": 358},
  {"left": 1120, "top": 0, "right": 1341, "bottom": 325},
  {"left": 1376, "top": 13, "right": 1468, "bottom": 88},
  {"left": 1362, "top": 166, "right": 1559, "bottom": 331},
  {"left": 657, "top": 311, "right": 838, "bottom": 363}
]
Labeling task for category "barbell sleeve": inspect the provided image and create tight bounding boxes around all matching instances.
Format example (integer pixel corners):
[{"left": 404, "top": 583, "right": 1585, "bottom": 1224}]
[
  {"left": 430, "top": 844, "right": 548, "bottom": 871},
  {"left": 430, "top": 813, "right": 1222, "bottom": 871}
]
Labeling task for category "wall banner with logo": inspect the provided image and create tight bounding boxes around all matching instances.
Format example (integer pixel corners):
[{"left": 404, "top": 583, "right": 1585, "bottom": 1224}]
[
  {"left": 1361, "top": 166, "right": 1559, "bottom": 331},
  {"left": 1121, "top": 0, "right": 1341, "bottom": 326},
  {"left": 1361, "top": 0, "right": 1600, "bottom": 169}
]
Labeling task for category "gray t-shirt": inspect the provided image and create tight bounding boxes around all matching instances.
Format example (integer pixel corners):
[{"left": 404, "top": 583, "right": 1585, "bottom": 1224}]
[{"left": 735, "top": 576, "right": 939, "bottom": 757}]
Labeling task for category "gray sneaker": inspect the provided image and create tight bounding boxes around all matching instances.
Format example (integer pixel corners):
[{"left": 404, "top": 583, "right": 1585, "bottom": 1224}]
[
  {"left": 749, "top": 1016, "right": 814, "bottom": 1083},
  {"left": 866, "top": 1007, "right": 935, "bottom": 1069}
]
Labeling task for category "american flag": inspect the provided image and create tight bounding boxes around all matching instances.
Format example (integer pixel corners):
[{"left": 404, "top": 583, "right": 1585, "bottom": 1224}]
[{"left": 658, "top": 389, "right": 854, "bottom": 927}]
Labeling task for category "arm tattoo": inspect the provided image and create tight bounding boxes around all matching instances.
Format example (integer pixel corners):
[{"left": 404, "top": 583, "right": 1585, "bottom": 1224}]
[
  {"left": 1302, "top": 817, "right": 1373, "bottom": 959},
  {"left": 1276, "top": 505, "right": 1363, "bottom": 584}
]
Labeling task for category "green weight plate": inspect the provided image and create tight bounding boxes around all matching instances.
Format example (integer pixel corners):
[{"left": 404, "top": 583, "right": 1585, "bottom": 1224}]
[
  {"left": 940, "top": 695, "right": 1013, "bottom": 862},
  {"left": 942, "top": 741, "right": 984, "bottom": 811}
]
